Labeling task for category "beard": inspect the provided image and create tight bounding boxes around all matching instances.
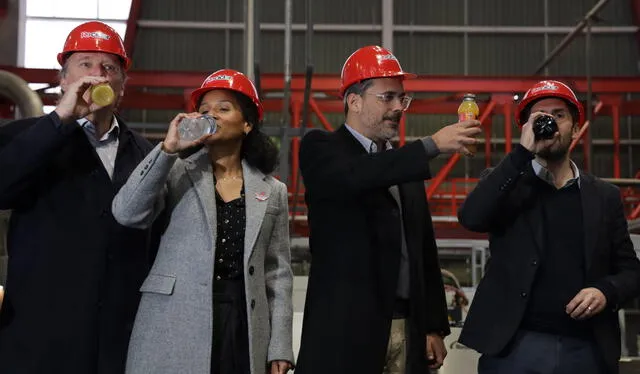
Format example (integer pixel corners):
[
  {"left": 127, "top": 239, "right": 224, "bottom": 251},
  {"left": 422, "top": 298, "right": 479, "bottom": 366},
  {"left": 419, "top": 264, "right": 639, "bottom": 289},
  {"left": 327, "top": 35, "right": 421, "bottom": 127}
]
[
  {"left": 537, "top": 133, "right": 571, "bottom": 162},
  {"left": 378, "top": 112, "right": 403, "bottom": 139},
  {"left": 363, "top": 111, "right": 403, "bottom": 142}
]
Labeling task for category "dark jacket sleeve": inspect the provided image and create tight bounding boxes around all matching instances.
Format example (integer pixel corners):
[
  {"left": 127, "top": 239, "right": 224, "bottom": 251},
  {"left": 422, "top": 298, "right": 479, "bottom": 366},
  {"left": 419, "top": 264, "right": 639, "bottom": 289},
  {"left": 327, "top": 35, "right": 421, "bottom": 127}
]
[
  {"left": 592, "top": 185, "right": 640, "bottom": 309},
  {"left": 0, "top": 113, "right": 79, "bottom": 209},
  {"left": 457, "top": 144, "right": 535, "bottom": 233},
  {"left": 299, "top": 130, "right": 435, "bottom": 199}
]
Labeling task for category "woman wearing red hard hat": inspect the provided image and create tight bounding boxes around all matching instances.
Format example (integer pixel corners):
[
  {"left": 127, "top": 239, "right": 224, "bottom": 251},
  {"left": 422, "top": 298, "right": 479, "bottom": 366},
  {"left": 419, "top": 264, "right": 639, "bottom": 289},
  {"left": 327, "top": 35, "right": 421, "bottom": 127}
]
[{"left": 112, "top": 69, "right": 294, "bottom": 374}]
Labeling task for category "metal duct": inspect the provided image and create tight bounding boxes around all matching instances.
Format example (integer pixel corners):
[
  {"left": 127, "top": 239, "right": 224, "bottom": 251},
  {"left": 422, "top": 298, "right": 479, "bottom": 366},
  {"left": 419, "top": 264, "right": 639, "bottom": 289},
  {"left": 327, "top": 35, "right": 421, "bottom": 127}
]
[
  {"left": 0, "top": 69, "right": 44, "bottom": 119},
  {"left": 0, "top": 69, "right": 44, "bottom": 287}
]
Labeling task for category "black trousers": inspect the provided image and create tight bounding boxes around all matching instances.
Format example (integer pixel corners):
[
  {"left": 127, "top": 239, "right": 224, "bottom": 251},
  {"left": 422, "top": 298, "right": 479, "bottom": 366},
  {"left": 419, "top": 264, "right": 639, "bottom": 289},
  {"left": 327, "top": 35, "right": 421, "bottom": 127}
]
[
  {"left": 211, "top": 278, "right": 251, "bottom": 374},
  {"left": 478, "top": 330, "right": 606, "bottom": 374}
]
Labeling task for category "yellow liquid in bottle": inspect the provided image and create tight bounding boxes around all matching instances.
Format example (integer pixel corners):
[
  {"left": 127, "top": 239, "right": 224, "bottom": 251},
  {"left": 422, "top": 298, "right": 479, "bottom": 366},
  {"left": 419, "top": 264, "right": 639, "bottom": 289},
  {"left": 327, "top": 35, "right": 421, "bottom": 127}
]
[
  {"left": 91, "top": 83, "right": 115, "bottom": 107},
  {"left": 458, "top": 94, "right": 480, "bottom": 155}
]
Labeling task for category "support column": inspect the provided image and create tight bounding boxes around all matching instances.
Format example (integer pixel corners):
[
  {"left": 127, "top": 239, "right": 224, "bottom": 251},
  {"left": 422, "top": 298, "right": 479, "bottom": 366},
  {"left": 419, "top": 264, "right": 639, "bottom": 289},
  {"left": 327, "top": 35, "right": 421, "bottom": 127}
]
[{"left": 381, "top": 0, "right": 393, "bottom": 50}]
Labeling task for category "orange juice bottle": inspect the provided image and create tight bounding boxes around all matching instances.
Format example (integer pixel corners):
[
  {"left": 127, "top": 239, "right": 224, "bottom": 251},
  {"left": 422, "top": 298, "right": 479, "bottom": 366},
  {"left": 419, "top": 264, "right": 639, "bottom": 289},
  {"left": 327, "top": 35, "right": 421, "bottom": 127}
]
[{"left": 458, "top": 93, "right": 479, "bottom": 155}]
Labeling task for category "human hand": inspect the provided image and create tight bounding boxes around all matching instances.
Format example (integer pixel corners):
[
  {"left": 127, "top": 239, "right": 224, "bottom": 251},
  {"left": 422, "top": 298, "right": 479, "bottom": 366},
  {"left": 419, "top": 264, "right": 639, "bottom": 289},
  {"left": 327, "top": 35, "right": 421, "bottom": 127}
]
[
  {"left": 268, "top": 360, "right": 292, "bottom": 374},
  {"left": 431, "top": 120, "right": 482, "bottom": 156},
  {"left": 426, "top": 333, "right": 447, "bottom": 369},
  {"left": 566, "top": 287, "right": 607, "bottom": 320},
  {"left": 161, "top": 112, "right": 214, "bottom": 154},
  {"left": 520, "top": 111, "right": 560, "bottom": 154},
  {"left": 54, "top": 76, "right": 111, "bottom": 123}
]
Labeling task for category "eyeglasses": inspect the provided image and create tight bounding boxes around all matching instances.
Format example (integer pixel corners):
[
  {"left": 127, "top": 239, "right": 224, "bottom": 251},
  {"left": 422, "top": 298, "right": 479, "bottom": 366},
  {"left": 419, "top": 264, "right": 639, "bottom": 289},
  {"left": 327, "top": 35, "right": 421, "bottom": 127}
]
[{"left": 365, "top": 92, "right": 413, "bottom": 111}]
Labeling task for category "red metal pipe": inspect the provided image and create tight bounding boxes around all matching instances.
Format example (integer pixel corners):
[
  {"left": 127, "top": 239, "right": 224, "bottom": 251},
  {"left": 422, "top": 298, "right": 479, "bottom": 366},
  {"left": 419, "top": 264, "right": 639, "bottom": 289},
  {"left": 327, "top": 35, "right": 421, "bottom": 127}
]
[
  {"left": 570, "top": 122, "right": 590, "bottom": 152},
  {"left": 399, "top": 116, "right": 406, "bottom": 147},
  {"left": 612, "top": 103, "right": 621, "bottom": 178},
  {"left": 570, "top": 101, "right": 603, "bottom": 151},
  {"left": 309, "top": 98, "right": 333, "bottom": 131},
  {"left": 123, "top": 0, "right": 143, "bottom": 60}
]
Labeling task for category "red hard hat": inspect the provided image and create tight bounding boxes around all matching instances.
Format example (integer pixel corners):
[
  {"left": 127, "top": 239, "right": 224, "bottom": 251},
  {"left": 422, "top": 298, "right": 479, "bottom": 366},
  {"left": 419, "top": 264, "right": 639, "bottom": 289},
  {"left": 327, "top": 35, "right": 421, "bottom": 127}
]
[
  {"left": 339, "top": 45, "right": 416, "bottom": 98},
  {"left": 190, "top": 69, "right": 264, "bottom": 121},
  {"left": 57, "top": 21, "right": 131, "bottom": 70},
  {"left": 516, "top": 80, "right": 584, "bottom": 127}
]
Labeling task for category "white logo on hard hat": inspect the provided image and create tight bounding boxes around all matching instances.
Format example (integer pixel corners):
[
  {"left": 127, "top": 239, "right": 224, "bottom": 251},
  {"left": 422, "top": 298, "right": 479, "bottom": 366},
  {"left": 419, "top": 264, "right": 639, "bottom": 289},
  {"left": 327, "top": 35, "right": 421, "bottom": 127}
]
[
  {"left": 80, "top": 31, "right": 111, "bottom": 41},
  {"left": 379, "top": 54, "right": 398, "bottom": 62},
  {"left": 531, "top": 82, "right": 558, "bottom": 94},
  {"left": 203, "top": 74, "right": 232, "bottom": 86}
]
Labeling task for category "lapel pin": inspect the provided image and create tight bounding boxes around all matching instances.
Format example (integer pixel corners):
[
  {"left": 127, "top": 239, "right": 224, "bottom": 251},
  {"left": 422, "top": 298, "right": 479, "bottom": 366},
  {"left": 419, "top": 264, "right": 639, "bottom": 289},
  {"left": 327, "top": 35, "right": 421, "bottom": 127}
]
[{"left": 255, "top": 192, "right": 268, "bottom": 201}]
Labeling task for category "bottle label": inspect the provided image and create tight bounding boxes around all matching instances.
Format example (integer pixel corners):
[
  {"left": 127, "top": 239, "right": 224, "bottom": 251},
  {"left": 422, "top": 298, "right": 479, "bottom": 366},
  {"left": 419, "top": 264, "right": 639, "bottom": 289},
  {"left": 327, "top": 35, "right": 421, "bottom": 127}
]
[{"left": 459, "top": 112, "right": 476, "bottom": 121}]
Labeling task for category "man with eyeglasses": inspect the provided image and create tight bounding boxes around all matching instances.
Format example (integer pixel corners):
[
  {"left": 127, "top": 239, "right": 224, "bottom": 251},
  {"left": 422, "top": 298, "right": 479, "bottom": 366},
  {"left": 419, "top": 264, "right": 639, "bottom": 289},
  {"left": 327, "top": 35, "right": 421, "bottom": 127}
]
[
  {"left": 0, "top": 21, "right": 160, "bottom": 374},
  {"left": 296, "top": 45, "right": 481, "bottom": 374}
]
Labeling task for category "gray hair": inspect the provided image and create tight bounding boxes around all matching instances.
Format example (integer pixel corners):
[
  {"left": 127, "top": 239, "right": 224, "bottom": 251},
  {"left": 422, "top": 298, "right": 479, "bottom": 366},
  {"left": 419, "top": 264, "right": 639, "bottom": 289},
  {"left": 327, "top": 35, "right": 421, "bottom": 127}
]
[{"left": 343, "top": 78, "right": 374, "bottom": 115}]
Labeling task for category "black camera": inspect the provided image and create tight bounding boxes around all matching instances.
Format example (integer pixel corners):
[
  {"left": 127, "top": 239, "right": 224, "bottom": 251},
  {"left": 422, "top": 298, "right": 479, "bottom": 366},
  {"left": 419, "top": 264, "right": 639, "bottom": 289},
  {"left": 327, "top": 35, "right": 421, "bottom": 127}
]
[{"left": 533, "top": 115, "right": 558, "bottom": 140}]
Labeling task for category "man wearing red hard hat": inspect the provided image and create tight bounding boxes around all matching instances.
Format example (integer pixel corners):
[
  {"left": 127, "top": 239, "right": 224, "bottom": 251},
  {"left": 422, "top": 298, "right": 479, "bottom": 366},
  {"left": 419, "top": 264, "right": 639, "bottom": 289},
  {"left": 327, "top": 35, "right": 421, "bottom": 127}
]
[
  {"left": 296, "top": 45, "right": 482, "bottom": 374},
  {"left": 0, "top": 21, "right": 160, "bottom": 374},
  {"left": 458, "top": 80, "right": 640, "bottom": 374}
]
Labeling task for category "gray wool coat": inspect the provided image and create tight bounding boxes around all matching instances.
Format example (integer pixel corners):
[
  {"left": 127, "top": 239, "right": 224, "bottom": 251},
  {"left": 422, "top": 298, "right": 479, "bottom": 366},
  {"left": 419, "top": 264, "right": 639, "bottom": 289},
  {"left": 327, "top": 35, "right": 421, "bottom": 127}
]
[{"left": 112, "top": 144, "right": 294, "bottom": 374}]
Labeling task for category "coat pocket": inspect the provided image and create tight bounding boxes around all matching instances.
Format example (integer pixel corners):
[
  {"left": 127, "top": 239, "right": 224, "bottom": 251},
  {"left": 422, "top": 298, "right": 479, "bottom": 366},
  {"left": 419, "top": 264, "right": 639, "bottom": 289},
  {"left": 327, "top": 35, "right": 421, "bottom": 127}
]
[
  {"left": 139, "top": 273, "right": 176, "bottom": 295},
  {"left": 265, "top": 205, "right": 280, "bottom": 215}
]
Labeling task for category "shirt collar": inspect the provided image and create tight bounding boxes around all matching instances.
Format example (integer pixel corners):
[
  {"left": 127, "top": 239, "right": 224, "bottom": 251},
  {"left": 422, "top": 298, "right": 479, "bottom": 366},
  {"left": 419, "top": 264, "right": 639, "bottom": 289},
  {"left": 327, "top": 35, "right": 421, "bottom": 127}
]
[
  {"left": 531, "top": 158, "right": 581, "bottom": 188},
  {"left": 78, "top": 116, "right": 120, "bottom": 143},
  {"left": 344, "top": 123, "right": 392, "bottom": 154}
]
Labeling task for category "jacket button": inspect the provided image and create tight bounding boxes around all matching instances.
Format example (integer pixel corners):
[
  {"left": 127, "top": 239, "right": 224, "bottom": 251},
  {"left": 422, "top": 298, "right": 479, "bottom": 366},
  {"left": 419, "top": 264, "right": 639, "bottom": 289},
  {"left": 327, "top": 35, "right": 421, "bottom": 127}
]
[
  {"left": 100, "top": 209, "right": 109, "bottom": 217},
  {"left": 248, "top": 266, "right": 254, "bottom": 275},
  {"left": 531, "top": 260, "right": 538, "bottom": 266},
  {"left": 520, "top": 292, "right": 527, "bottom": 298},
  {"left": 250, "top": 299, "right": 255, "bottom": 309}
]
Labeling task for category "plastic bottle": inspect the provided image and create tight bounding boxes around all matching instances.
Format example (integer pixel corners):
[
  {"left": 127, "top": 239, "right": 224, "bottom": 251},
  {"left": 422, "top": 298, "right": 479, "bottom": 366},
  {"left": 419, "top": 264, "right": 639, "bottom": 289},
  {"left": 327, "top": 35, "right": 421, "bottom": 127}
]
[
  {"left": 90, "top": 83, "right": 115, "bottom": 107},
  {"left": 457, "top": 93, "right": 480, "bottom": 155},
  {"left": 177, "top": 115, "right": 217, "bottom": 141}
]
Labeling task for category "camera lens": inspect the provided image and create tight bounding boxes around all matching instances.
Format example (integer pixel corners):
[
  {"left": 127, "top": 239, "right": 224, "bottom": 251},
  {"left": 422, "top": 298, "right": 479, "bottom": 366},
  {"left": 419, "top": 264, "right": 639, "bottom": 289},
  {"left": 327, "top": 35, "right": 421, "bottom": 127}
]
[{"left": 533, "top": 115, "right": 558, "bottom": 140}]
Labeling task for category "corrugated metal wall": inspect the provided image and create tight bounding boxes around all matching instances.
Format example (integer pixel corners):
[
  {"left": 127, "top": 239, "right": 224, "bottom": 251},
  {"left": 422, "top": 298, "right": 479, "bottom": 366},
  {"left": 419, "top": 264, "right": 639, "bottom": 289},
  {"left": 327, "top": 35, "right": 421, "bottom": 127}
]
[{"left": 126, "top": 0, "right": 640, "bottom": 177}]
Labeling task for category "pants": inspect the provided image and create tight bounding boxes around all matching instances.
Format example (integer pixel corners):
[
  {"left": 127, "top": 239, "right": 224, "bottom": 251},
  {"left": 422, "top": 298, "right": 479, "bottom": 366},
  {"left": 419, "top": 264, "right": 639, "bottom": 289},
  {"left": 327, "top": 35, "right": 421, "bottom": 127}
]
[
  {"left": 211, "top": 279, "right": 251, "bottom": 374},
  {"left": 383, "top": 319, "right": 407, "bottom": 374},
  {"left": 478, "top": 330, "right": 606, "bottom": 374}
]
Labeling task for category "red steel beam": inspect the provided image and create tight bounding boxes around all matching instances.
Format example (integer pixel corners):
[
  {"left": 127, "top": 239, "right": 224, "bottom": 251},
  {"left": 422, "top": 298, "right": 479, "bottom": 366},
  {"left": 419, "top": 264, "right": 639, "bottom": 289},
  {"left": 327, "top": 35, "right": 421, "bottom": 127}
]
[
  {"left": 123, "top": 0, "right": 143, "bottom": 61},
  {"left": 6, "top": 66, "right": 640, "bottom": 94}
]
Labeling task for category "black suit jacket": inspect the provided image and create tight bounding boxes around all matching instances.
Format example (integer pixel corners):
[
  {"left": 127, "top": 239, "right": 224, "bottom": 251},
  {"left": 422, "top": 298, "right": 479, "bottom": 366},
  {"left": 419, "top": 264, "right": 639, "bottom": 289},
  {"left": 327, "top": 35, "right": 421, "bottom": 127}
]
[
  {"left": 458, "top": 145, "right": 640, "bottom": 374},
  {"left": 295, "top": 125, "right": 450, "bottom": 374},
  {"left": 0, "top": 113, "right": 160, "bottom": 374}
]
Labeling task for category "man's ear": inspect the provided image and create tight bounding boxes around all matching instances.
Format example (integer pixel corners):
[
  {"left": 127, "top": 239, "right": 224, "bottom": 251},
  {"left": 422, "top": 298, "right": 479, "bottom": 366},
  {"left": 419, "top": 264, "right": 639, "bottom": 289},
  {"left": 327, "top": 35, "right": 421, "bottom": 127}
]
[
  {"left": 571, "top": 123, "right": 580, "bottom": 141},
  {"left": 347, "top": 93, "right": 362, "bottom": 113}
]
